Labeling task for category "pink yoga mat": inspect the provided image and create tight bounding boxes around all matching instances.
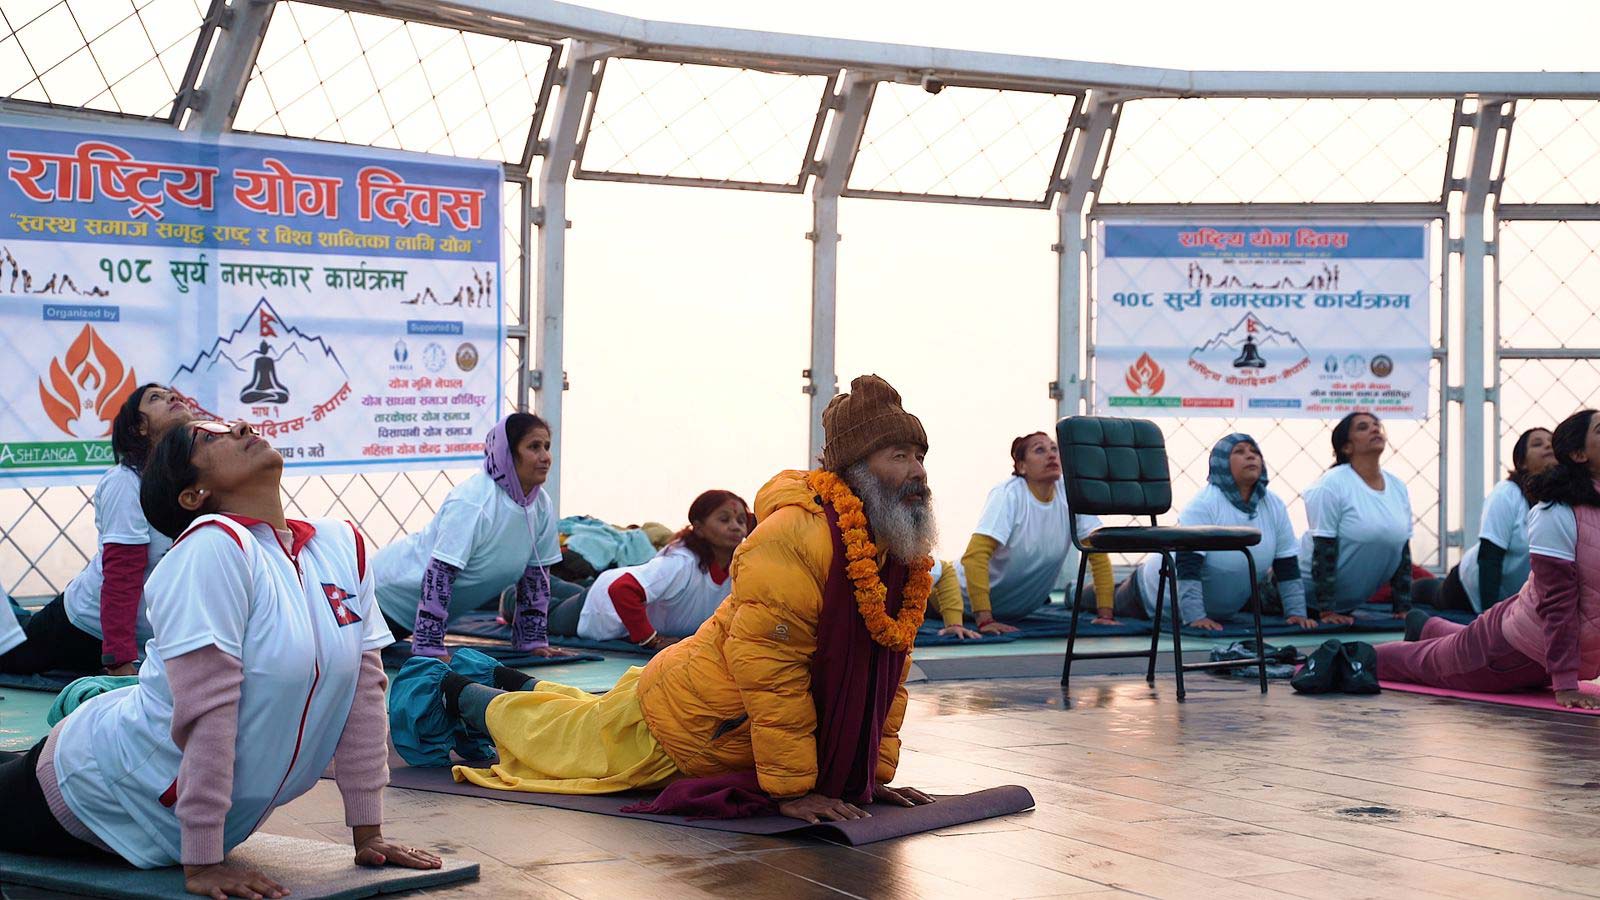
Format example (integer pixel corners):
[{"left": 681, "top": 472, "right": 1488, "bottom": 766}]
[{"left": 1379, "top": 679, "right": 1600, "bottom": 715}]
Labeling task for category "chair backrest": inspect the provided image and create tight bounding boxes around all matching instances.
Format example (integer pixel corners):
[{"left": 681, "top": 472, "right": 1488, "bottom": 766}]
[{"left": 1055, "top": 416, "right": 1172, "bottom": 517}]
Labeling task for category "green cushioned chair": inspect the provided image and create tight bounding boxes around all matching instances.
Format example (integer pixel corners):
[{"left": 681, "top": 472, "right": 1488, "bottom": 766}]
[{"left": 1057, "top": 416, "right": 1269, "bottom": 700}]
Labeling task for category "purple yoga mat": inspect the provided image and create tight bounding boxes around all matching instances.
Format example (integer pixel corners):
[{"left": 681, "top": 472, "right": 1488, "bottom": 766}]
[
  {"left": 384, "top": 765, "right": 1034, "bottom": 845},
  {"left": 1380, "top": 679, "right": 1600, "bottom": 715}
]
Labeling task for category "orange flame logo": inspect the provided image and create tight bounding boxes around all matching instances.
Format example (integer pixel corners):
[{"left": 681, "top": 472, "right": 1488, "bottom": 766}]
[
  {"left": 37, "top": 325, "right": 138, "bottom": 437},
  {"left": 1124, "top": 352, "right": 1165, "bottom": 396}
]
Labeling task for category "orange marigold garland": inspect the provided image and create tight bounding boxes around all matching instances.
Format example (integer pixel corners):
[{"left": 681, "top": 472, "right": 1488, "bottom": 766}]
[{"left": 808, "top": 469, "right": 932, "bottom": 651}]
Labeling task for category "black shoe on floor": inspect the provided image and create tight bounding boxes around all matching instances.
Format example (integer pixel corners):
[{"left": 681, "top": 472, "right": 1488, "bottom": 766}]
[{"left": 1404, "top": 609, "right": 1432, "bottom": 642}]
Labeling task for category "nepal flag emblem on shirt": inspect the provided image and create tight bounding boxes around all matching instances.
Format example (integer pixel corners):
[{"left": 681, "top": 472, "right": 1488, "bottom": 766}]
[{"left": 323, "top": 583, "right": 362, "bottom": 626}]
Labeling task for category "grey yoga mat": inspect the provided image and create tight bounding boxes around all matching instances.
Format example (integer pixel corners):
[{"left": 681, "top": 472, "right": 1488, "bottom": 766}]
[
  {"left": 0, "top": 833, "right": 478, "bottom": 900},
  {"left": 386, "top": 765, "right": 1034, "bottom": 845}
]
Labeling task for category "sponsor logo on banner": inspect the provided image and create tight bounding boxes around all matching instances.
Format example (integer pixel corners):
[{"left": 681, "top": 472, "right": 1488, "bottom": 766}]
[
  {"left": 37, "top": 324, "right": 138, "bottom": 437},
  {"left": 455, "top": 342, "right": 479, "bottom": 372},
  {"left": 1370, "top": 355, "right": 1394, "bottom": 377},
  {"left": 389, "top": 339, "right": 412, "bottom": 374},
  {"left": 422, "top": 342, "right": 446, "bottom": 373}
]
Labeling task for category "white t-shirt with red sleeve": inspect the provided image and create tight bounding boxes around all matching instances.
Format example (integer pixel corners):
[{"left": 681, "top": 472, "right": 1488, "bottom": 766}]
[
  {"left": 577, "top": 544, "right": 731, "bottom": 640},
  {"left": 51, "top": 514, "right": 392, "bottom": 868}
]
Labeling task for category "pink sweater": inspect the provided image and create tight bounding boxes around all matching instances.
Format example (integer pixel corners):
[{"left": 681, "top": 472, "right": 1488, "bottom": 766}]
[{"left": 36, "top": 647, "right": 390, "bottom": 865}]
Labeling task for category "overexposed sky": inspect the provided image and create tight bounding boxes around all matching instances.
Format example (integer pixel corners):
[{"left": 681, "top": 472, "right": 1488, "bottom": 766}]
[{"left": 588, "top": 0, "right": 1600, "bottom": 72}]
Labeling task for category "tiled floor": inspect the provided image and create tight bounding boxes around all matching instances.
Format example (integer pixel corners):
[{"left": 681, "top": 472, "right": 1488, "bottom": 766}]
[{"left": 249, "top": 671, "right": 1600, "bottom": 899}]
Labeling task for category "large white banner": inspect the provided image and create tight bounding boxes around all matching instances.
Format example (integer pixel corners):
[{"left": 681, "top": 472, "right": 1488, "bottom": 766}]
[
  {"left": 1093, "top": 221, "right": 1432, "bottom": 419},
  {"left": 0, "top": 120, "right": 503, "bottom": 487}
]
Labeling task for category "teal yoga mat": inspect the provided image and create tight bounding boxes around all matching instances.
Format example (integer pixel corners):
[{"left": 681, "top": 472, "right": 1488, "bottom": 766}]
[{"left": 0, "top": 833, "right": 477, "bottom": 900}]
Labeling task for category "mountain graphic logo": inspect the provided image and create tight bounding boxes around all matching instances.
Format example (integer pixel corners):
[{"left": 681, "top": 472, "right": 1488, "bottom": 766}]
[
  {"left": 1191, "top": 314, "right": 1309, "bottom": 370},
  {"left": 171, "top": 298, "right": 349, "bottom": 422}
]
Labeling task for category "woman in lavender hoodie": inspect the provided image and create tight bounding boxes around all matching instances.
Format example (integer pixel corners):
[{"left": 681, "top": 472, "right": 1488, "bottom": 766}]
[{"left": 372, "top": 413, "right": 580, "bottom": 661}]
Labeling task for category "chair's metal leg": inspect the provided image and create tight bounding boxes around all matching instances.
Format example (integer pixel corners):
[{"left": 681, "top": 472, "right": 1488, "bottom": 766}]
[
  {"left": 1246, "top": 551, "right": 1268, "bottom": 694},
  {"left": 1145, "top": 554, "right": 1166, "bottom": 685},
  {"left": 1061, "top": 551, "right": 1091, "bottom": 687},
  {"left": 1165, "top": 552, "right": 1186, "bottom": 702}
]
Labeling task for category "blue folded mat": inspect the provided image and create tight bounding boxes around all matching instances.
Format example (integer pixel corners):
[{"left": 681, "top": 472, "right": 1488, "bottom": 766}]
[
  {"left": 449, "top": 611, "right": 655, "bottom": 656},
  {"left": 0, "top": 670, "right": 83, "bottom": 693},
  {"left": 1155, "top": 612, "right": 1332, "bottom": 639},
  {"left": 919, "top": 604, "right": 1154, "bottom": 642},
  {"left": 1010, "top": 604, "right": 1155, "bottom": 637},
  {"left": 381, "top": 640, "right": 604, "bottom": 668},
  {"left": 914, "top": 623, "right": 1020, "bottom": 647}
]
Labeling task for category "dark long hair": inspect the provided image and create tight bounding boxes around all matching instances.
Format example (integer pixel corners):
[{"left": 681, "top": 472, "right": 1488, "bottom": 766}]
[
  {"left": 1527, "top": 410, "right": 1600, "bottom": 509},
  {"left": 1507, "top": 426, "right": 1552, "bottom": 503},
  {"left": 1010, "top": 431, "right": 1049, "bottom": 476},
  {"left": 110, "top": 383, "right": 162, "bottom": 473},
  {"left": 139, "top": 424, "right": 209, "bottom": 540},
  {"left": 1331, "top": 411, "right": 1380, "bottom": 467},
  {"left": 504, "top": 412, "right": 550, "bottom": 449},
  {"left": 670, "top": 489, "right": 750, "bottom": 571}
]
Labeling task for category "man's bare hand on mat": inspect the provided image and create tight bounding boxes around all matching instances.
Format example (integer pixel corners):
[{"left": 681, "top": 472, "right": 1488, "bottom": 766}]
[
  {"left": 1555, "top": 689, "right": 1600, "bottom": 709},
  {"left": 353, "top": 826, "right": 443, "bottom": 869},
  {"left": 184, "top": 861, "right": 288, "bottom": 900},
  {"left": 1092, "top": 607, "right": 1119, "bottom": 626},
  {"left": 1285, "top": 615, "right": 1319, "bottom": 629},
  {"left": 874, "top": 784, "right": 936, "bottom": 807},
  {"left": 937, "top": 624, "right": 983, "bottom": 640},
  {"left": 640, "top": 634, "right": 681, "bottom": 651},
  {"left": 777, "top": 793, "right": 870, "bottom": 823},
  {"left": 1187, "top": 617, "right": 1224, "bottom": 631},
  {"left": 105, "top": 661, "right": 138, "bottom": 677},
  {"left": 1319, "top": 611, "right": 1355, "bottom": 626}
]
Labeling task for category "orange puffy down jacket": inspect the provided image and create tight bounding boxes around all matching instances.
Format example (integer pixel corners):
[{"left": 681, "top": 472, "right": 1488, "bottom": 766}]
[{"left": 636, "top": 469, "right": 913, "bottom": 798}]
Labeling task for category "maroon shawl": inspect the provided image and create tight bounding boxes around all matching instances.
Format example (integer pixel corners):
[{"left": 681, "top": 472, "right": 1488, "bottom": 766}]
[{"left": 623, "top": 501, "right": 912, "bottom": 817}]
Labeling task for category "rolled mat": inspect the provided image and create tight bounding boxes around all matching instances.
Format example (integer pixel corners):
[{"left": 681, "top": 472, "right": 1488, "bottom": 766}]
[
  {"left": 448, "top": 611, "right": 655, "bottom": 656},
  {"left": 1379, "top": 679, "right": 1600, "bottom": 715},
  {"left": 0, "top": 670, "right": 83, "bottom": 693},
  {"left": 381, "top": 641, "right": 604, "bottom": 668},
  {"left": 0, "top": 833, "right": 477, "bottom": 900},
  {"left": 1355, "top": 604, "right": 1475, "bottom": 629},
  {"left": 385, "top": 765, "right": 1034, "bottom": 844}
]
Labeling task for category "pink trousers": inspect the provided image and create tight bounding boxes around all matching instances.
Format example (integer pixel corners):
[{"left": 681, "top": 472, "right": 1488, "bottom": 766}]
[{"left": 1375, "top": 601, "right": 1549, "bottom": 692}]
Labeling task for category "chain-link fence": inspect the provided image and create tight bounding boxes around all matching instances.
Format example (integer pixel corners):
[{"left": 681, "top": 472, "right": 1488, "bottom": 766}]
[{"left": 3, "top": 0, "right": 1598, "bottom": 594}]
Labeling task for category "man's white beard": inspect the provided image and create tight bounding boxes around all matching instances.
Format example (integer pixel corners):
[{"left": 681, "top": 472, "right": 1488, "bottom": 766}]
[{"left": 843, "top": 461, "right": 938, "bottom": 563}]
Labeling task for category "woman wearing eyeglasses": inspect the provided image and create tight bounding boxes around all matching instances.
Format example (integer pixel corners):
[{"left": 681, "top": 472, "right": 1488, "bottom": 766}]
[
  {"left": 0, "top": 419, "right": 442, "bottom": 898},
  {"left": 0, "top": 385, "right": 193, "bottom": 677}
]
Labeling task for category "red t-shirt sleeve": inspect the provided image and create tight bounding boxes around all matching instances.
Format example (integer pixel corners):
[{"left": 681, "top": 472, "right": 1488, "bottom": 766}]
[
  {"left": 99, "top": 542, "right": 148, "bottom": 665},
  {"left": 607, "top": 573, "right": 656, "bottom": 643}
]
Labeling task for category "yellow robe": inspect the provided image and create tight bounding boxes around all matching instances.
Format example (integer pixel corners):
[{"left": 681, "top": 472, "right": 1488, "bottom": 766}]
[{"left": 452, "top": 668, "right": 678, "bottom": 794}]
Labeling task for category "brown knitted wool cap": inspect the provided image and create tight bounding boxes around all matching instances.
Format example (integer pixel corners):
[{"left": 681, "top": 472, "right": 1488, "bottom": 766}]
[{"left": 821, "top": 374, "right": 928, "bottom": 472}]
